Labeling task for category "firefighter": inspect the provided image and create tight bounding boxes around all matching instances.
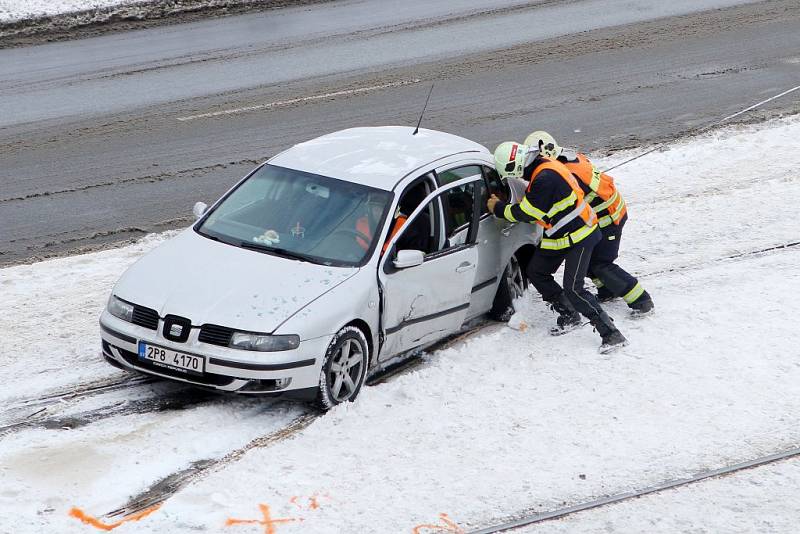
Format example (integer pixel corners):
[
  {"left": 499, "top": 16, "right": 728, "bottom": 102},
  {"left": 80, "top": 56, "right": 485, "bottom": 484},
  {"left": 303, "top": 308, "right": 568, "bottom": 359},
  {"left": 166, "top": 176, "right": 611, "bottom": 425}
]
[
  {"left": 487, "top": 141, "right": 627, "bottom": 353},
  {"left": 524, "top": 131, "right": 654, "bottom": 316}
]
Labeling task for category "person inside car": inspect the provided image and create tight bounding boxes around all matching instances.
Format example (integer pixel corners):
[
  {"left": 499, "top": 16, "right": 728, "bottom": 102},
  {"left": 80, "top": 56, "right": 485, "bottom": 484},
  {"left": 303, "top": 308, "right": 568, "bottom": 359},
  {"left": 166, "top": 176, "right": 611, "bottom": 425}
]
[{"left": 392, "top": 184, "right": 432, "bottom": 253}]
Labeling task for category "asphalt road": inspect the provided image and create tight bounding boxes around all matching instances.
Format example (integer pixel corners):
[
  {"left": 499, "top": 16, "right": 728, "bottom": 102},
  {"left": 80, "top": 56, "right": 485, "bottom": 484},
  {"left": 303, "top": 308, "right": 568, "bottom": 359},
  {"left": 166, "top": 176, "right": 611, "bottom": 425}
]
[{"left": 1, "top": 0, "right": 798, "bottom": 265}]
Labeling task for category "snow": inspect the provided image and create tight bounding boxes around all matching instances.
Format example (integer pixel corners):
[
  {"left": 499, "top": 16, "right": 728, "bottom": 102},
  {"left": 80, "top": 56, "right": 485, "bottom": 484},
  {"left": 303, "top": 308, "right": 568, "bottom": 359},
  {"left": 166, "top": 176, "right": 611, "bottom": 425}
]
[
  {"left": 1, "top": 115, "right": 799, "bottom": 533},
  {"left": 520, "top": 457, "right": 800, "bottom": 533},
  {"left": 0, "top": 0, "right": 138, "bottom": 22}
]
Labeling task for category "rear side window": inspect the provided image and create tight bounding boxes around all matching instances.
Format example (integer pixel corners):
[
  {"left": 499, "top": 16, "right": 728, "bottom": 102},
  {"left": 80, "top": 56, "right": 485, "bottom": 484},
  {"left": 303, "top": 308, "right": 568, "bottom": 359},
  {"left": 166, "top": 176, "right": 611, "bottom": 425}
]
[{"left": 438, "top": 165, "right": 482, "bottom": 186}]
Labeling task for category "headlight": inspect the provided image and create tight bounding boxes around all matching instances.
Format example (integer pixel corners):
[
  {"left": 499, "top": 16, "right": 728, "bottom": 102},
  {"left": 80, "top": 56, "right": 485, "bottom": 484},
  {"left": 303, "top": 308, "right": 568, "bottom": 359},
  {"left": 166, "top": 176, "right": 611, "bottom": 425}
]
[
  {"left": 230, "top": 332, "right": 300, "bottom": 352},
  {"left": 107, "top": 295, "right": 134, "bottom": 322}
]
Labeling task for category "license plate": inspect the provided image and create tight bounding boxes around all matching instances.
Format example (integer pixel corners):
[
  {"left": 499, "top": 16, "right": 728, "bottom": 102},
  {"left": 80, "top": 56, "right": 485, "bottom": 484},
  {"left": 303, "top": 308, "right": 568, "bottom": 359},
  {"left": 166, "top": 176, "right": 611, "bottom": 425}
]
[{"left": 138, "top": 342, "right": 204, "bottom": 375}]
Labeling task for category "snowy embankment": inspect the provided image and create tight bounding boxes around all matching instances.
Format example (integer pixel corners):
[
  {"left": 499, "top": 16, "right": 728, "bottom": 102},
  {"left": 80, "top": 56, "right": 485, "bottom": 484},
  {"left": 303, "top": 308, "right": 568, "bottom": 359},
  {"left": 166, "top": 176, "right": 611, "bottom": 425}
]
[
  {"left": 0, "top": 115, "right": 799, "bottom": 534},
  {"left": 0, "top": 0, "right": 140, "bottom": 22},
  {"left": 0, "top": 0, "right": 293, "bottom": 25}
]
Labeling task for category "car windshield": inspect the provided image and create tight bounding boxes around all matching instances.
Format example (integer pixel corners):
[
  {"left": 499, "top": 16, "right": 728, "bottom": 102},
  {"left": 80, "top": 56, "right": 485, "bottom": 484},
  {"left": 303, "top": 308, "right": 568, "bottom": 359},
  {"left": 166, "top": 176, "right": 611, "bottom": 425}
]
[{"left": 196, "top": 165, "right": 393, "bottom": 266}]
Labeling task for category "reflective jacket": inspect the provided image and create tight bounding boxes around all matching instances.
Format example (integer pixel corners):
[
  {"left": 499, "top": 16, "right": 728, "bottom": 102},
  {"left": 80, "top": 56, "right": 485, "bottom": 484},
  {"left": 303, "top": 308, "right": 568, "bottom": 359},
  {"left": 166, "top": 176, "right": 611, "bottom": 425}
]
[
  {"left": 563, "top": 153, "right": 627, "bottom": 228},
  {"left": 356, "top": 214, "right": 408, "bottom": 254},
  {"left": 356, "top": 216, "right": 372, "bottom": 251},
  {"left": 493, "top": 157, "right": 597, "bottom": 251}
]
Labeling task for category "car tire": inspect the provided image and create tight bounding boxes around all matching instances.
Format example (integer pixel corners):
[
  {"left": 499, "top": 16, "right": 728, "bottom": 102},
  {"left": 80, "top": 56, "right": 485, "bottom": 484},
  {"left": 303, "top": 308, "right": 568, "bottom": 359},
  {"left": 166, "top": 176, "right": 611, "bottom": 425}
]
[
  {"left": 489, "top": 253, "right": 528, "bottom": 322},
  {"left": 315, "top": 326, "right": 369, "bottom": 411}
]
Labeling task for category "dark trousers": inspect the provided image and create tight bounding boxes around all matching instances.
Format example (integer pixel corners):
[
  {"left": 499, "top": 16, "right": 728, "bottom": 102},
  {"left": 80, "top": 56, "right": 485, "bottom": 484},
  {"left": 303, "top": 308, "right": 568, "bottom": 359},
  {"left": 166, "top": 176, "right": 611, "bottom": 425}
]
[
  {"left": 526, "top": 227, "right": 605, "bottom": 319},
  {"left": 587, "top": 216, "right": 639, "bottom": 299}
]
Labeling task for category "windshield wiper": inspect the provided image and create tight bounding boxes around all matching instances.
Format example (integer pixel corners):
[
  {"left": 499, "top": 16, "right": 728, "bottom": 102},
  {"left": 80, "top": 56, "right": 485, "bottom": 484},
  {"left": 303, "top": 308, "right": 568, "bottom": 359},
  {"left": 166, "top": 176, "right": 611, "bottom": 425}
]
[{"left": 239, "top": 241, "right": 319, "bottom": 264}]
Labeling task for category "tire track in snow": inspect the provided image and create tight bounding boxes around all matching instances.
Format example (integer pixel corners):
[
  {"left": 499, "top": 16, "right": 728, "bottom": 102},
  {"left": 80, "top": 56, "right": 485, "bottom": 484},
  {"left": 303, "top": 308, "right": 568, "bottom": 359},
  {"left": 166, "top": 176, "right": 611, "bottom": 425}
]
[
  {"left": 2, "top": 240, "right": 795, "bottom": 438},
  {"left": 1, "top": 373, "right": 154, "bottom": 413},
  {"left": 0, "top": 387, "right": 219, "bottom": 438},
  {"left": 101, "top": 322, "right": 496, "bottom": 520}
]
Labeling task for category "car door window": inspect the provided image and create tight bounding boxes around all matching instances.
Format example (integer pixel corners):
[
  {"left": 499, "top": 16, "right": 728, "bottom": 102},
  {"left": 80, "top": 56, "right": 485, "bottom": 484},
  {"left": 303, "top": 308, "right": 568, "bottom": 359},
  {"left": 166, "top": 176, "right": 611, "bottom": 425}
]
[
  {"left": 481, "top": 165, "right": 511, "bottom": 214},
  {"left": 441, "top": 182, "right": 476, "bottom": 247},
  {"left": 387, "top": 176, "right": 437, "bottom": 255},
  {"left": 438, "top": 165, "right": 482, "bottom": 186},
  {"left": 437, "top": 166, "right": 482, "bottom": 247}
]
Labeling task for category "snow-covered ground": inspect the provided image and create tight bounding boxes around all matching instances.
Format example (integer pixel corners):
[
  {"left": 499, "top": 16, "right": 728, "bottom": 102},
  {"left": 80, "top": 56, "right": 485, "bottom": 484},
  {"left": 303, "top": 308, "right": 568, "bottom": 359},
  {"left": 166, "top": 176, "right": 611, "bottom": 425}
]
[
  {"left": 521, "top": 457, "right": 800, "bottom": 534},
  {"left": 1, "top": 115, "right": 799, "bottom": 534},
  {"left": 0, "top": 0, "right": 138, "bottom": 22}
]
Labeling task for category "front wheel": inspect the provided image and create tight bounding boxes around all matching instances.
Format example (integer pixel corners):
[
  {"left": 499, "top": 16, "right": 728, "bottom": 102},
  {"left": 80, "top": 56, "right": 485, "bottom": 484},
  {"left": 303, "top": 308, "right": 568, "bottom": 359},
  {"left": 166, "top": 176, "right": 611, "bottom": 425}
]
[
  {"left": 489, "top": 253, "right": 528, "bottom": 321},
  {"left": 315, "top": 326, "right": 369, "bottom": 410}
]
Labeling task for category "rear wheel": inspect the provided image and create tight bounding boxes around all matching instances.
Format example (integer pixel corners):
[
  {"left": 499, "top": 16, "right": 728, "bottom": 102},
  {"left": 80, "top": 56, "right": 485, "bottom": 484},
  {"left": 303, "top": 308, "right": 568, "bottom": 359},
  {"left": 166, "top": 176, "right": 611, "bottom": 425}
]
[
  {"left": 315, "top": 326, "right": 369, "bottom": 410},
  {"left": 489, "top": 253, "right": 528, "bottom": 321}
]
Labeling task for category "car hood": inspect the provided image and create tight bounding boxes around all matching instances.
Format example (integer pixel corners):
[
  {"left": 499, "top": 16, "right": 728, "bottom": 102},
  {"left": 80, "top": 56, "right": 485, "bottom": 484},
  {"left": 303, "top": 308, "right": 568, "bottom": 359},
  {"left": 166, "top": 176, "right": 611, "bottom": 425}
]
[{"left": 113, "top": 229, "right": 358, "bottom": 333}]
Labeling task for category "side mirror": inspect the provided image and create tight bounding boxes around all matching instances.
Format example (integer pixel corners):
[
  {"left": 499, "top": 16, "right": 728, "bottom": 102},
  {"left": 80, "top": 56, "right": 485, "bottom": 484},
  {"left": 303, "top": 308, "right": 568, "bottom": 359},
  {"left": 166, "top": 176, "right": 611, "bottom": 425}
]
[
  {"left": 393, "top": 249, "right": 424, "bottom": 269},
  {"left": 192, "top": 202, "right": 208, "bottom": 220}
]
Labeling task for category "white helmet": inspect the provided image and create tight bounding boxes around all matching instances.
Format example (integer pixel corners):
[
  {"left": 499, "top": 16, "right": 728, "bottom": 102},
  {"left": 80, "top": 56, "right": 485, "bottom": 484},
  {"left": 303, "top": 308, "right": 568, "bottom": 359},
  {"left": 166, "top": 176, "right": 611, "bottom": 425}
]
[
  {"left": 494, "top": 141, "right": 529, "bottom": 180},
  {"left": 524, "top": 130, "right": 562, "bottom": 159}
]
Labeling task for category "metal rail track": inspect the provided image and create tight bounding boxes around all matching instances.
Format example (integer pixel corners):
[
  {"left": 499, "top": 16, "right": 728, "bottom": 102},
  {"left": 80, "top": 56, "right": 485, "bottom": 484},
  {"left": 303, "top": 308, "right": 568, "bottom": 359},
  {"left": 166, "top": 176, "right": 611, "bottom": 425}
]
[
  {"left": 103, "top": 321, "right": 493, "bottom": 519},
  {"left": 22, "top": 238, "right": 800, "bottom": 521},
  {"left": 469, "top": 445, "right": 800, "bottom": 533}
]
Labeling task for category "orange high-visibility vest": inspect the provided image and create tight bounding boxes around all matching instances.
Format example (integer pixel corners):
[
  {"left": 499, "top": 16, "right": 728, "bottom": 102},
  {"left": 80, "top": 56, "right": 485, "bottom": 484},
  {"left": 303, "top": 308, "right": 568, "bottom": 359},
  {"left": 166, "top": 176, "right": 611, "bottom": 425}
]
[
  {"left": 564, "top": 154, "right": 627, "bottom": 227},
  {"left": 357, "top": 215, "right": 409, "bottom": 254},
  {"left": 356, "top": 217, "right": 372, "bottom": 251},
  {"left": 382, "top": 215, "right": 407, "bottom": 254},
  {"left": 527, "top": 157, "right": 597, "bottom": 231}
]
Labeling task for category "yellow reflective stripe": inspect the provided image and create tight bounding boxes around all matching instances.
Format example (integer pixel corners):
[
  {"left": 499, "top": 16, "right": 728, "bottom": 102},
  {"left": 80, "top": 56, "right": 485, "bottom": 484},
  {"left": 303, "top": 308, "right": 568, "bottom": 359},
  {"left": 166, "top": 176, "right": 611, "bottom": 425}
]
[
  {"left": 540, "top": 236, "right": 570, "bottom": 250},
  {"left": 611, "top": 198, "right": 627, "bottom": 220},
  {"left": 584, "top": 191, "right": 597, "bottom": 204},
  {"left": 623, "top": 282, "right": 645, "bottom": 304},
  {"left": 598, "top": 198, "right": 627, "bottom": 227},
  {"left": 546, "top": 191, "right": 577, "bottom": 218},
  {"left": 570, "top": 223, "right": 596, "bottom": 244},
  {"left": 592, "top": 278, "right": 604, "bottom": 288},
  {"left": 589, "top": 167, "right": 602, "bottom": 191},
  {"left": 503, "top": 204, "right": 518, "bottom": 223},
  {"left": 520, "top": 197, "right": 547, "bottom": 220},
  {"left": 593, "top": 191, "right": 619, "bottom": 213},
  {"left": 540, "top": 224, "right": 597, "bottom": 250}
]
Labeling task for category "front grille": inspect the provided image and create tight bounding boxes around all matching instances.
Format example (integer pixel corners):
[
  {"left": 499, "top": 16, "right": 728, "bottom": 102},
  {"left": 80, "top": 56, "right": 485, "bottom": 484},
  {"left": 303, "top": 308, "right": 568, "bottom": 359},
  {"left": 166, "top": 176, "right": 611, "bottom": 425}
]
[
  {"left": 199, "top": 324, "right": 234, "bottom": 347},
  {"left": 114, "top": 345, "right": 235, "bottom": 387},
  {"left": 132, "top": 305, "right": 159, "bottom": 330}
]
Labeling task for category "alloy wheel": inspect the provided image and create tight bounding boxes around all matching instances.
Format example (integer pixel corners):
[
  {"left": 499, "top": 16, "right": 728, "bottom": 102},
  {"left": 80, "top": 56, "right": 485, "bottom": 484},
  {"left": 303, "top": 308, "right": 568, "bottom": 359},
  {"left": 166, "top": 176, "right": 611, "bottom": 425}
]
[
  {"left": 327, "top": 338, "right": 364, "bottom": 403},
  {"left": 506, "top": 255, "right": 526, "bottom": 299}
]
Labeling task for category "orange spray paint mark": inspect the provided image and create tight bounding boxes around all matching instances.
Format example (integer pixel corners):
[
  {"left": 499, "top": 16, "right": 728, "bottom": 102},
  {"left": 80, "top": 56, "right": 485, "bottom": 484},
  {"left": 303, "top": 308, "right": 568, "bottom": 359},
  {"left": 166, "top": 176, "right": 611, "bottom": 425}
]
[
  {"left": 225, "top": 503, "right": 299, "bottom": 534},
  {"left": 68, "top": 505, "right": 161, "bottom": 531},
  {"left": 289, "top": 494, "right": 325, "bottom": 511},
  {"left": 412, "top": 513, "right": 465, "bottom": 534}
]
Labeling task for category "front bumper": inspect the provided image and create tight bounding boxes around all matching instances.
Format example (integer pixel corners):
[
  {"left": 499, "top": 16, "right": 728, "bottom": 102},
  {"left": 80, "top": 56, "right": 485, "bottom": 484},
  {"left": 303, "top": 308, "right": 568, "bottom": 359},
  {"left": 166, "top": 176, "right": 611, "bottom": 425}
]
[{"left": 99, "top": 310, "right": 330, "bottom": 394}]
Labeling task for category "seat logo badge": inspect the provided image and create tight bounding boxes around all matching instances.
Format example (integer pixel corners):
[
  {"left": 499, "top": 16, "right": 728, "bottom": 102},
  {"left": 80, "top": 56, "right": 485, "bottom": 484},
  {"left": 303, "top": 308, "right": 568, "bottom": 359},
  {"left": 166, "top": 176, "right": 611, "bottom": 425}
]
[{"left": 169, "top": 324, "right": 183, "bottom": 337}]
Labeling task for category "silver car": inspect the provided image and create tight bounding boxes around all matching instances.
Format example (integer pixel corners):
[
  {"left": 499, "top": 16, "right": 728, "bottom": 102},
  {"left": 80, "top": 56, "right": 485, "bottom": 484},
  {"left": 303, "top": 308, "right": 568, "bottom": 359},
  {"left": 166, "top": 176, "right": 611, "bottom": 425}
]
[{"left": 100, "top": 127, "right": 540, "bottom": 409}]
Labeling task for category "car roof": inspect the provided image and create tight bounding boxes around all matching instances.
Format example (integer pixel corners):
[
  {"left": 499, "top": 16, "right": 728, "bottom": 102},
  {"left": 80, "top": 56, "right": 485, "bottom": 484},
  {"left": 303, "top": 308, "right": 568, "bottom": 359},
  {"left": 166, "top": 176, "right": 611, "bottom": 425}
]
[{"left": 267, "top": 126, "right": 490, "bottom": 191}]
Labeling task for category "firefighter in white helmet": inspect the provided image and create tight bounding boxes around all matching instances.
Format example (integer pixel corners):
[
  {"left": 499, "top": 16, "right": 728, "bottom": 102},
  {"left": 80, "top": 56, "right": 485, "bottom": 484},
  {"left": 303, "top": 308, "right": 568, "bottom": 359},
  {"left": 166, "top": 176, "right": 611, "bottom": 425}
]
[
  {"left": 488, "top": 141, "right": 627, "bottom": 354},
  {"left": 524, "top": 131, "right": 654, "bottom": 316}
]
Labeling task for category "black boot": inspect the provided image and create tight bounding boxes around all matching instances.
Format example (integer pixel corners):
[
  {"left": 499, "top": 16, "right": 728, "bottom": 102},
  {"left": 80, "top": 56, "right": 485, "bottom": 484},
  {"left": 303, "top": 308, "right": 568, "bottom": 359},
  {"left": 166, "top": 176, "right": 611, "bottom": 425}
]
[
  {"left": 596, "top": 286, "right": 617, "bottom": 303},
  {"left": 629, "top": 290, "right": 654, "bottom": 318},
  {"left": 589, "top": 311, "right": 628, "bottom": 354},
  {"left": 547, "top": 292, "right": 583, "bottom": 336}
]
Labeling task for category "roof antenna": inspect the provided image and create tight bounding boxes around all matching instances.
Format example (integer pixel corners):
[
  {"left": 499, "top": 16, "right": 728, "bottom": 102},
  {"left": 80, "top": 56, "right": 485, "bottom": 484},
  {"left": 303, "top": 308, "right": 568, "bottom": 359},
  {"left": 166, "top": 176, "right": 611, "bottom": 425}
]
[{"left": 412, "top": 83, "right": 435, "bottom": 135}]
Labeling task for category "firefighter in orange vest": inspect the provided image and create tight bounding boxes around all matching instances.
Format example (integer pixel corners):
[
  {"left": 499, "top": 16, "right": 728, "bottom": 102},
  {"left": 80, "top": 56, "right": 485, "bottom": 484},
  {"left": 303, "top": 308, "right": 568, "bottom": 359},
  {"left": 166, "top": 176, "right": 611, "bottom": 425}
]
[
  {"left": 524, "top": 131, "right": 654, "bottom": 316},
  {"left": 488, "top": 141, "right": 627, "bottom": 353},
  {"left": 356, "top": 193, "right": 408, "bottom": 255}
]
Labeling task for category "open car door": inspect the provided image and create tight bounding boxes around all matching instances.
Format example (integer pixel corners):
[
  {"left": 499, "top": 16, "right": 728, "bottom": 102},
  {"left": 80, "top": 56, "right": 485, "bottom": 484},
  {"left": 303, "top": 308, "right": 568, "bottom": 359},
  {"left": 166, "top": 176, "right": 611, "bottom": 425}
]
[{"left": 377, "top": 175, "right": 482, "bottom": 360}]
